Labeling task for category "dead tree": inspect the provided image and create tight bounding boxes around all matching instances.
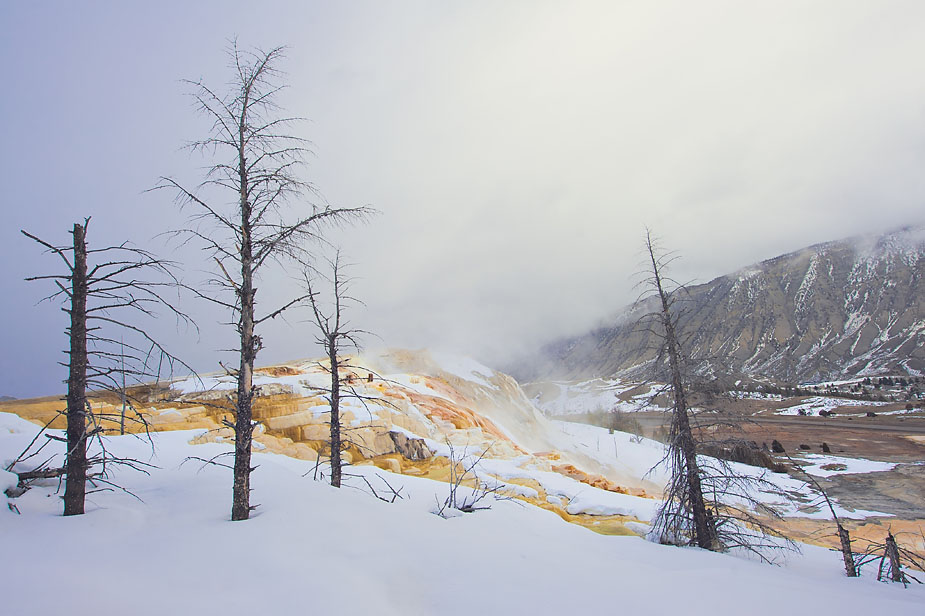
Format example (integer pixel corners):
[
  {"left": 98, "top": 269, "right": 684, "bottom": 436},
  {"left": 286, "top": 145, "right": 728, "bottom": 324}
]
[
  {"left": 789, "top": 458, "right": 857, "bottom": 576},
  {"left": 643, "top": 230, "right": 719, "bottom": 550},
  {"left": 643, "top": 231, "right": 792, "bottom": 558},
  {"left": 884, "top": 532, "right": 904, "bottom": 583},
  {"left": 20, "top": 219, "right": 192, "bottom": 515},
  {"left": 302, "top": 253, "right": 421, "bottom": 490},
  {"left": 855, "top": 530, "right": 925, "bottom": 586},
  {"left": 304, "top": 253, "right": 364, "bottom": 488},
  {"left": 434, "top": 439, "right": 506, "bottom": 517},
  {"left": 158, "top": 43, "right": 370, "bottom": 520}
]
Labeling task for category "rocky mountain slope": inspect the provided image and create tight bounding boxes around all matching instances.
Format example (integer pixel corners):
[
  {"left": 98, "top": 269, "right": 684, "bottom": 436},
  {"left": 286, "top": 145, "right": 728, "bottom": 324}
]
[{"left": 527, "top": 227, "right": 925, "bottom": 383}]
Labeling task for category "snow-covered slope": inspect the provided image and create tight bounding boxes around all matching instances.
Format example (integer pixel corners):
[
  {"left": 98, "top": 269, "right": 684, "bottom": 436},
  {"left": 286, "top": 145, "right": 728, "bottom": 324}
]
[
  {"left": 523, "top": 377, "right": 661, "bottom": 416},
  {"left": 2, "top": 349, "right": 664, "bottom": 521},
  {"left": 4, "top": 348, "right": 906, "bottom": 528},
  {"left": 4, "top": 349, "right": 908, "bottom": 524},
  {"left": 155, "top": 349, "right": 884, "bottom": 523},
  {"left": 2, "top": 410, "right": 923, "bottom": 616}
]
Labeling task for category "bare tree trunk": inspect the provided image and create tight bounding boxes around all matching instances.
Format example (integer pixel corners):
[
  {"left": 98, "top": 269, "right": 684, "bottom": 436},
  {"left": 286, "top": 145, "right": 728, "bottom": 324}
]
[
  {"left": 838, "top": 524, "right": 858, "bottom": 577},
  {"left": 328, "top": 334, "right": 342, "bottom": 488},
  {"left": 305, "top": 254, "right": 358, "bottom": 489},
  {"left": 793, "top": 454, "right": 858, "bottom": 576},
  {"left": 886, "top": 532, "right": 903, "bottom": 582},
  {"left": 22, "top": 220, "right": 193, "bottom": 515},
  {"left": 231, "top": 301, "right": 255, "bottom": 520},
  {"left": 64, "top": 223, "right": 88, "bottom": 516},
  {"left": 160, "top": 44, "right": 371, "bottom": 519},
  {"left": 232, "top": 116, "right": 256, "bottom": 521},
  {"left": 647, "top": 234, "right": 717, "bottom": 550}
]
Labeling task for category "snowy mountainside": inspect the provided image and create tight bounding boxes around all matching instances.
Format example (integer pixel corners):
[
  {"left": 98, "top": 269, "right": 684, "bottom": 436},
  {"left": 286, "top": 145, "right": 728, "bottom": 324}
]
[{"left": 527, "top": 226, "right": 925, "bottom": 383}]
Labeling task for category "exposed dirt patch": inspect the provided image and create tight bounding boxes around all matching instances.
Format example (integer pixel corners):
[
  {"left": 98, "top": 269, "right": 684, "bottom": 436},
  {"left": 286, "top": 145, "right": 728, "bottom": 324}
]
[
  {"left": 722, "top": 417, "right": 925, "bottom": 462},
  {"left": 818, "top": 463, "right": 925, "bottom": 519}
]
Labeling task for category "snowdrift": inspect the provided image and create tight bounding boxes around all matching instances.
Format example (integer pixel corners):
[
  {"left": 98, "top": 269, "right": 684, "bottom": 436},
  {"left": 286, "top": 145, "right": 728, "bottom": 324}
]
[{"left": 2, "top": 409, "right": 923, "bottom": 615}]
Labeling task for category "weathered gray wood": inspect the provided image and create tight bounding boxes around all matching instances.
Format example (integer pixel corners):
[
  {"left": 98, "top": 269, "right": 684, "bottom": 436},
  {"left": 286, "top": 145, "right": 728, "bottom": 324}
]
[
  {"left": 838, "top": 524, "right": 858, "bottom": 577},
  {"left": 231, "top": 97, "right": 256, "bottom": 521},
  {"left": 646, "top": 232, "right": 718, "bottom": 550},
  {"left": 16, "top": 467, "right": 66, "bottom": 482},
  {"left": 886, "top": 532, "right": 903, "bottom": 582},
  {"left": 328, "top": 334, "right": 342, "bottom": 488},
  {"left": 64, "top": 222, "right": 88, "bottom": 517}
]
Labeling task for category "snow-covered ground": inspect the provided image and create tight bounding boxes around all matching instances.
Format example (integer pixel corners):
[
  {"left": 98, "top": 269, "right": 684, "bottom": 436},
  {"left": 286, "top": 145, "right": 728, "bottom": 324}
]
[
  {"left": 728, "top": 391, "right": 784, "bottom": 401},
  {"left": 2, "top": 411, "right": 923, "bottom": 615},
  {"left": 548, "top": 421, "right": 894, "bottom": 521},
  {"left": 4, "top": 348, "right": 923, "bottom": 614},
  {"left": 171, "top": 365, "right": 331, "bottom": 397},
  {"left": 794, "top": 454, "right": 898, "bottom": 478},
  {"left": 877, "top": 408, "right": 925, "bottom": 416},
  {"left": 775, "top": 396, "right": 892, "bottom": 416}
]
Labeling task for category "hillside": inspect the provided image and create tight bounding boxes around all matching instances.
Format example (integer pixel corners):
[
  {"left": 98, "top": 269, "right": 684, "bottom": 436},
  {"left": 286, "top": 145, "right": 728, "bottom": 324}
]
[
  {"left": 3, "top": 349, "right": 925, "bottom": 614},
  {"left": 1, "top": 349, "right": 669, "bottom": 531},
  {"left": 4, "top": 409, "right": 925, "bottom": 615},
  {"left": 2, "top": 349, "right": 912, "bottom": 527},
  {"left": 525, "top": 227, "right": 925, "bottom": 383}
]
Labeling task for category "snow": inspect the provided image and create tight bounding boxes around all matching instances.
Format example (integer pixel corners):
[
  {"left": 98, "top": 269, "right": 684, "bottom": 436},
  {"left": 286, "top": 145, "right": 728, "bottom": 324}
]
[
  {"left": 3, "top": 348, "right": 922, "bottom": 612},
  {"left": 418, "top": 416, "right": 883, "bottom": 524},
  {"left": 428, "top": 351, "right": 496, "bottom": 388},
  {"left": 728, "top": 391, "right": 783, "bottom": 401},
  {"left": 476, "top": 455, "right": 657, "bottom": 520},
  {"left": 775, "top": 396, "right": 891, "bottom": 415},
  {"left": 381, "top": 373, "right": 440, "bottom": 397},
  {"left": 877, "top": 408, "right": 925, "bottom": 416},
  {"left": 794, "top": 251, "right": 820, "bottom": 315},
  {"left": 2, "top": 411, "right": 923, "bottom": 615},
  {"left": 565, "top": 490, "right": 658, "bottom": 518},
  {"left": 165, "top": 348, "right": 902, "bottom": 529},
  {"left": 534, "top": 420, "right": 892, "bottom": 522},
  {"left": 547, "top": 420, "right": 670, "bottom": 486},
  {"left": 530, "top": 378, "right": 658, "bottom": 416},
  {"left": 795, "top": 454, "right": 898, "bottom": 478},
  {"left": 170, "top": 366, "right": 331, "bottom": 398},
  {"left": 1, "top": 468, "right": 17, "bottom": 494}
]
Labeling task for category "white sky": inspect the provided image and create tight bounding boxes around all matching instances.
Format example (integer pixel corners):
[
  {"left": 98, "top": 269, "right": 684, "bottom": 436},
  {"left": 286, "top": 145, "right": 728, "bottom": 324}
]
[{"left": 2, "top": 1, "right": 924, "bottom": 397}]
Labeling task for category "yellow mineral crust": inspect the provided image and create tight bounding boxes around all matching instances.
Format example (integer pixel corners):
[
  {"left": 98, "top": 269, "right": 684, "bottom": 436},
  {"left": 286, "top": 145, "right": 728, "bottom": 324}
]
[{"left": 552, "top": 463, "right": 649, "bottom": 498}]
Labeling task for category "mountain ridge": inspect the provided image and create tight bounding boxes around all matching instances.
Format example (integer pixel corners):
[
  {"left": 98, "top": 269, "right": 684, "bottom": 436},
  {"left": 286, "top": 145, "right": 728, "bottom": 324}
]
[{"left": 521, "top": 226, "right": 925, "bottom": 384}]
